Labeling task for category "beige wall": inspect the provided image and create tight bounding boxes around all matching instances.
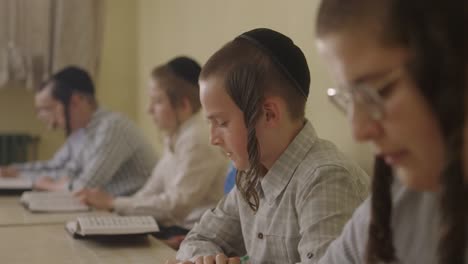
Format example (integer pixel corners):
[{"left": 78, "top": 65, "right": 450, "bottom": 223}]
[
  {"left": 97, "top": 0, "right": 138, "bottom": 121},
  {"left": 0, "top": 0, "right": 139, "bottom": 160},
  {"left": 136, "top": 0, "right": 373, "bottom": 171}
]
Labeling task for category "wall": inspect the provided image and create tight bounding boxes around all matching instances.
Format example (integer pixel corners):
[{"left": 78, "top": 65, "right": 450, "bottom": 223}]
[
  {"left": 96, "top": 0, "right": 138, "bottom": 121},
  {"left": 137, "top": 0, "right": 374, "bottom": 171},
  {"left": 0, "top": 0, "right": 374, "bottom": 171}
]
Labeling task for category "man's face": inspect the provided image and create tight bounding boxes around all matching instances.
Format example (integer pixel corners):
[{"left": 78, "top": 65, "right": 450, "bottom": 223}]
[{"left": 34, "top": 83, "right": 65, "bottom": 130}]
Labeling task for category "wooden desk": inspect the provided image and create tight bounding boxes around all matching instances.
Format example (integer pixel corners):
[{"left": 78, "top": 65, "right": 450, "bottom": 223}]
[
  {"left": 0, "top": 194, "right": 20, "bottom": 206},
  {"left": 0, "top": 224, "right": 176, "bottom": 263},
  {"left": 0, "top": 196, "right": 110, "bottom": 227}
]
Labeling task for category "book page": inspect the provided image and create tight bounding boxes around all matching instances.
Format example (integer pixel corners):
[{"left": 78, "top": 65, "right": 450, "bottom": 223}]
[
  {"left": 72, "top": 215, "right": 159, "bottom": 236},
  {"left": 21, "top": 191, "right": 89, "bottom": 212},
  {"left": 0, "top": 177, "right": 32, "bottom": 190}
]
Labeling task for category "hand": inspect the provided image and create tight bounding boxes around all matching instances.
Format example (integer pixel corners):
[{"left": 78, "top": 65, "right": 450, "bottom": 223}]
[
  {"left": 0, "top": 166, "right": 19, "bottom": 177},
  {"left": 168, "top": 254, "right": 241, "bottom": 264},
  {"left": 75, "top": 188, "right": 114, "bottom": 210},
  {"left": 34, "top": 176, "right": 69, "bottom": 191},
  {"left": 195, "top": 254, "right": 241, "bottom": 264}
]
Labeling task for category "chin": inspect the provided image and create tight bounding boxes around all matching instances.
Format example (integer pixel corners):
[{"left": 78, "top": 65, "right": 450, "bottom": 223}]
[{"left": 395, "top": 167, "right": 438, "bottom": 191}]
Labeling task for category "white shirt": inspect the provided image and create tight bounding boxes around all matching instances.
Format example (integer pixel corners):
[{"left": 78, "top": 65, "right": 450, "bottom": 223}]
[{"left": 113, "top": 111, "right": 229, "bottom": 229}]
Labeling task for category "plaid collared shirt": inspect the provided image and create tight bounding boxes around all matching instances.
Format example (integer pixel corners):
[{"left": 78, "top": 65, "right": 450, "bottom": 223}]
[
  {"left": 176, "top": 121, "right": 370, "bottom": 264},
  {"left": 16, "top": 108, "right": 157, "bottom": 196}
]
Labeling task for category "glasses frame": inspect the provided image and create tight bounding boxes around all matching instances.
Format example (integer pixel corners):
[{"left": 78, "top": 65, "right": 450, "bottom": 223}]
[{"left": 327, "top": 68, "right": 403, "bottom": 121}]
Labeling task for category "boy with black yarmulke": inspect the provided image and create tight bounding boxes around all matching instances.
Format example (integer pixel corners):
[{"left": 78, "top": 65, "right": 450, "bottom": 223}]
[{"left": 172, "top": 28, "right": 370, "bottom": 264}]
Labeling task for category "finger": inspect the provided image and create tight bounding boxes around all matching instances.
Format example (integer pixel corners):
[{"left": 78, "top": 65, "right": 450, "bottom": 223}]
[
  {"left": 227, "top": 257, "right": 240, "bottom": 264},
  {"left": 195, "top": 256, "right": 204, "bottom": 264},
  {"left": 89, "top": 187, "right": 101, "bottom": 194},
  {"left": 203, "top": 255, "right": 215, "bottom": 264},
  {"left": 215, "top": 254, "right": 228, "bottom": 264},
  {"left": 74, "top": 188, "right": 87, "bottom": 196},
  {"left": 76, "top": 193, "right": 87, "bottom": 204}
]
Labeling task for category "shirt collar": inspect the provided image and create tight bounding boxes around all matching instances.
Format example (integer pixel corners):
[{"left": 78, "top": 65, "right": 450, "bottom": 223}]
[
  {"left": 260, "top": 120, "right": 318, "bottom": 204},
  {"left": 166, "top": 111, "right": 202, "bottom": 152},
  {"left": 85, "top": 107, "right": 105, "bottom": 130}
]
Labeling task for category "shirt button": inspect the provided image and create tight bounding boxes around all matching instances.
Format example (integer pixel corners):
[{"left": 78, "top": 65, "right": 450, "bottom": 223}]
[
  {"left": 307, "top": 252, "right": 314, "bottom": 259},
  {"left": 257, "top": 232, "right": 263, "bottom": 239}
]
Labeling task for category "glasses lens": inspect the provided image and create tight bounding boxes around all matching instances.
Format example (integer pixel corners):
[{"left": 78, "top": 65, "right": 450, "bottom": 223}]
[
  {"left": 354, "top": 86, "right": 384, "bottom": 120},
  {"left": 328, "top": 86, "right": 384, "bottom": 120},
  {"left": 327, "top": 88, "right": 350, "bottom": 113}
]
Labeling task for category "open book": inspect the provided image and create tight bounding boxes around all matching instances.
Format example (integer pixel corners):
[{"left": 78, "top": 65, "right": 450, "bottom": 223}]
[
  {"left": 65, "top": 215, "right": 159, "bottom": 238},
  {"left": 20, "top": 191, "right": 90, "bottom": 213},
  {"left": 0, "top": 177, "right": 32, "bottom": 191}
]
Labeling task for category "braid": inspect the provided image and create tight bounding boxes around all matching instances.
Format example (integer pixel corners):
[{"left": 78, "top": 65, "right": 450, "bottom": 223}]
[
  {"left": 229, "top": 64, "right": 265, "bottom": 211},
  {"left": 366, "top": 157, "right": 396, "bottom": 263}
]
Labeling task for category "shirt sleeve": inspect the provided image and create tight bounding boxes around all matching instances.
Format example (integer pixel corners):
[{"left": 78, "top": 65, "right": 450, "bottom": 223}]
[
  {"left": 71, "top": 119, "right": 137, "bottom": 190},
  {"left": 13, "top": 140, "right": 75, "bottom": 180},
  {"left": 317, "top": 197, "right": 370, "bottom": 264},
  {"left": 176, "top": 189, "right": 246, "bottom": 261},
  {"left": 296, "top": 165, "right": 369, "bottom": 263},
  {"left": 113, "top": 138, "right": 225, "bottom": 224}
]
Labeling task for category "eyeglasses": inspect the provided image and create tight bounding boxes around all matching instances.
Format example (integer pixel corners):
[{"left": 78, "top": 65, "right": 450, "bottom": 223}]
[{"left": 327, "top": 68, "right": 403, "bottom": 121}]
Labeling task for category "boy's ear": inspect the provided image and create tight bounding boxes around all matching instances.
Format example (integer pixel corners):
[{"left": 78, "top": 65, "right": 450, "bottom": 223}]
[
  {"left": 180, "top": 97, "right": 193, "bottom": 114},
  {"left": 69, "top": 93, "right": 81, "bottom": 107},
  {"left": 262, "top": 97, "right": 281, "bottom": 127}
]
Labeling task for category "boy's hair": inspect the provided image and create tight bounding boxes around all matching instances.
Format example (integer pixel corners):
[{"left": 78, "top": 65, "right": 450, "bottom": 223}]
[
  {"left": 151, "top": 56, "right": 202, "bottom": 113},
  {"left": 200, "top": 28, "right": 310, "bottom": 211},
  {"left": 317, "top": 1, "right": 467, "bottom": 263},
  {"left": 38, "top": 66, "right": 96, "bottom": 135}
]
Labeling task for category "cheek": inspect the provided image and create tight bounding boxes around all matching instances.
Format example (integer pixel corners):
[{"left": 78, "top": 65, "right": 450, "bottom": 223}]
[
  {"left": 232, "top": 127, "right": 249, "bottom": 155},
  {"left": 153, "top": 105, "right": 168, "bottom": 118}
]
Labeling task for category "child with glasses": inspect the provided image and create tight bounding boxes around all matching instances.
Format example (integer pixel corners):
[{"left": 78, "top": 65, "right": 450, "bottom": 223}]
[
  {"left": 316, "top": 0, "right": 467, "bottom": 263},
  {"left": 169, "top": 28, "right": 369, "bottom": 264}
]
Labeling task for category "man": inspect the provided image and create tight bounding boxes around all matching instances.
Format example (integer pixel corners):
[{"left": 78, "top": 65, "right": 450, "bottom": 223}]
[{"left": 0, "top": 66, "right": 157, "bottom": 195}]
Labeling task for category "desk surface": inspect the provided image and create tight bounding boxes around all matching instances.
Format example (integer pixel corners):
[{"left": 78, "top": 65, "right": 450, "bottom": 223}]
[
  {"left": 0, "top": 195, "right": 110, "bottom": 226},
  {"left": 0, "top": 224, "right": 176, "bottom": 263}
]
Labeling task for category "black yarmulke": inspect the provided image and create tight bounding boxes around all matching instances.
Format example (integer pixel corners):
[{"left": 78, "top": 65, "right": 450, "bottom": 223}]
[
  {"left": 52, "top": 66, "right": 95, "bottom": 95},
  {"left": 235, "top": 28, "right": 310, "bottom": 98},
  {"left": 167, "top": 56, "right": 201, "bottom": 86}
]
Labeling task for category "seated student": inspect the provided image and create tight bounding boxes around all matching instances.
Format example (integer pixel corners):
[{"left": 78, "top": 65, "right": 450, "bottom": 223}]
[
  {"left": 170, "top": 28, "right": 370, "bottom": 264},
  {"left": 0, "top": 66, "right": 156, "bottom": 195},
  {"left": 78, "top": 57, "right": 228, "bottom": 246},
  {"left": 315, "top": 0, "right": 467, "bottom": 263}
]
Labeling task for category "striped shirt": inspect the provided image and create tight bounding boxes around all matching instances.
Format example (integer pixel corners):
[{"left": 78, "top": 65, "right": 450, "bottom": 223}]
[
  {"left": 15, "top": 108, "right": 157, "bottom": 196},
  {"left": 113, "top": 111, "right": 229, "bottom": 229},
  {"left": 176, "top": 121, "right": 370, "bottom": 264}
]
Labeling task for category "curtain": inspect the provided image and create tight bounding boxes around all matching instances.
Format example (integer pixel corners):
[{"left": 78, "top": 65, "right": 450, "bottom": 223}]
[{"left": 0, "top": 0, "right": 103, "bottom": 90}]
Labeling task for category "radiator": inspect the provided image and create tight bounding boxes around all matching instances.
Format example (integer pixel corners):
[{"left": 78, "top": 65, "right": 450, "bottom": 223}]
[{"left": 0, "top": 134, "right": 39, "bottom": 166}]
